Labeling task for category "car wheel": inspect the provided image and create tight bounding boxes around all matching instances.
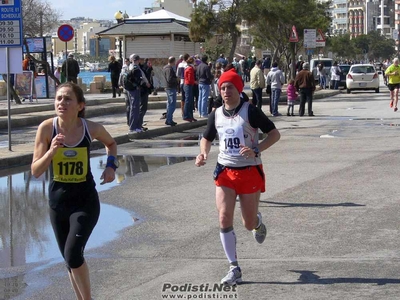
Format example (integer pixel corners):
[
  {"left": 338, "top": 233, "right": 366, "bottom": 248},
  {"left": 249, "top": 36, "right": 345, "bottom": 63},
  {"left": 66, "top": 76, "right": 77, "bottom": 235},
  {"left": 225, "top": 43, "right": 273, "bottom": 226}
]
[
  {"left": 347, "top": 89, "right": 351, "bottom": 94},
  {"left": 375, "top": 88, "right": 379, "bottom": 93}
]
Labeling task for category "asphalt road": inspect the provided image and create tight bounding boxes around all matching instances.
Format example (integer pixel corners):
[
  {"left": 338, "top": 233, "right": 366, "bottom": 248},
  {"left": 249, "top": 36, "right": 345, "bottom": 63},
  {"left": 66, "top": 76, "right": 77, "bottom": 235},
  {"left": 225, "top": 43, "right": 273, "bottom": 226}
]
[{"left": 5, "top": 84, "right": 400, "bottom": 300}]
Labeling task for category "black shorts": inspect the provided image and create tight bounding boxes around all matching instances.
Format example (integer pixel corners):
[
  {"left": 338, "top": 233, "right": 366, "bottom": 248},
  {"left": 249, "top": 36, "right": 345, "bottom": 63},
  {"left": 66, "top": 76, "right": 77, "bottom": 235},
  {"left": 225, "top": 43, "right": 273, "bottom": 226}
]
[{"left": 388, "top": 83, "right": 400, "bottom": 91}]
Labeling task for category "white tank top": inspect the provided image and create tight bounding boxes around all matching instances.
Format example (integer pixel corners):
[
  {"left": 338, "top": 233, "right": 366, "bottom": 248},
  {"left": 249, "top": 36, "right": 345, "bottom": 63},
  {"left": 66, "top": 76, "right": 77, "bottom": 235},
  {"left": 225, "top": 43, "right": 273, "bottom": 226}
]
[{"left": 215, "top": 102, "right": 262, "bottom": 167}]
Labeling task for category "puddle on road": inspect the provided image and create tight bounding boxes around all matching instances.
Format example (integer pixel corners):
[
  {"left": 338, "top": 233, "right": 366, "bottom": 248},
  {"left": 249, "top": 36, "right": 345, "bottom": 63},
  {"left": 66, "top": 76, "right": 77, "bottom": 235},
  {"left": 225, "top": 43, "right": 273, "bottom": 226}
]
[
  {"left": 379, "top": 123, "right": 400, "bottom": 127},
  {"left": 0, "top": 154, "right": 195, "bottom": 271},
  {"left": 0, "top": 275, "right": 26, "bottom": 299}
]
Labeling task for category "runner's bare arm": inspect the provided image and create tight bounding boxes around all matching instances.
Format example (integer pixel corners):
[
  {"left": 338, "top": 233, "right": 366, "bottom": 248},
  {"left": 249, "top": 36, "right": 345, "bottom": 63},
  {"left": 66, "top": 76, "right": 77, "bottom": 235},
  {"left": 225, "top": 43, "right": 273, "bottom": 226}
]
[
  {"left": 87, "top": 120, "right": 117, "bottom": 184},
  {"left": 31, "top": 119, "right": 62, "bottom": 178},
  {"left": 195, "top": 137, "right": 212, "bottom": 167}
]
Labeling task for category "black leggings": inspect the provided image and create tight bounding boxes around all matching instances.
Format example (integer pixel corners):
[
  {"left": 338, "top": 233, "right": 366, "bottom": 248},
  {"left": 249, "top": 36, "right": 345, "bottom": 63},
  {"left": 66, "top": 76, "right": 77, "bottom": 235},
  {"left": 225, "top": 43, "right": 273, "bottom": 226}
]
[{"left": 49, "top": 191, "right": 100, "bottom": 271}]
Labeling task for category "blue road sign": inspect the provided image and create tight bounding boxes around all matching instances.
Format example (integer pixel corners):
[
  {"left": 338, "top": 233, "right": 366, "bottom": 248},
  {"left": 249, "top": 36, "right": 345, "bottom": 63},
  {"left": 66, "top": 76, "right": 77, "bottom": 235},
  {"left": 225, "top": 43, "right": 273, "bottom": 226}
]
[
  {"left": 0, "top": 0, "right": 23, "bottom": 47},
  {"left": 58, "top": 24, "right": 74, "bottom": 42}
]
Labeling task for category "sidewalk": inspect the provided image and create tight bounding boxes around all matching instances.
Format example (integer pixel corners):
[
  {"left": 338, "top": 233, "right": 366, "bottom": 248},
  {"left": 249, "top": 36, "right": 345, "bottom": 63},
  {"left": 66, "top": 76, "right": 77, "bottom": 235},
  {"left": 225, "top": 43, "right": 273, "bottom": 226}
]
[{"left": 0, "top": 87, "right": 340, "bottom": 170}]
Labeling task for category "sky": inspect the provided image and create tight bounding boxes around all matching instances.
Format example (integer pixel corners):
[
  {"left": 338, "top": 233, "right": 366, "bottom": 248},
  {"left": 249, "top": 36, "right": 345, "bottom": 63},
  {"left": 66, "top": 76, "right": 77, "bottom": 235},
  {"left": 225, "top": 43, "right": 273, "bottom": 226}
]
[{"left": 48, "top": 0, "right": 156, "bottom": 20}]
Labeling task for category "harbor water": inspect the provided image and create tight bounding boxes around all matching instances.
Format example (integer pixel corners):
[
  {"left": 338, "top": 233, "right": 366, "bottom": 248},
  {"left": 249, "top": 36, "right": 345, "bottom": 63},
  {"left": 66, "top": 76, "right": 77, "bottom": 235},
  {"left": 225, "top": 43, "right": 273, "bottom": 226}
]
[
  {"left": 78, "top": 71, "right": 111, "bottom": 85},
  {"left": 0, "top": 71, "right": 111, "bottom": 86}
]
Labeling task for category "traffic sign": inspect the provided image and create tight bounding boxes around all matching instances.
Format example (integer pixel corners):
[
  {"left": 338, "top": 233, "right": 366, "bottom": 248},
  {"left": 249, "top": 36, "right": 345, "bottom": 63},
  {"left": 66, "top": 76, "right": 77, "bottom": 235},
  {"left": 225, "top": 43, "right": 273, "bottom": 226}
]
[
  {"left": 316, "top": 29, "right": 326, "bottom": 42},
  {"left": 289, "top": 25, "right": 299, "bottom": 42},
  {"left": 58, "top": 24, "right": 74, "bottom": 42},
  {"left": 0, "top": 0, "right": 23, "bottom": 47},
  {"left": 304, "top": 29, "right": 316, "bottom": 49},
  {"left": 316, "top": 28, "right": 326, "bottom": 47}
]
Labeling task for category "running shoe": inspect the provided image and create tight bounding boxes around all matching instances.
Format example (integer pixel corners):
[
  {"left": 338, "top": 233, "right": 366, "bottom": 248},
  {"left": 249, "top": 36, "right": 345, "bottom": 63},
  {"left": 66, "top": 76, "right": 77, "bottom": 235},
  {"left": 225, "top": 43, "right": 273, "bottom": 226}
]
[
  {"left": 390, "top": 101, "right": 394, "bottom": 108},
  {"left": 252, "top": 212, "right": 267, "bottom": 244},
  {"left": 221, "top": 266, "right": 242, "bottom": 286}
]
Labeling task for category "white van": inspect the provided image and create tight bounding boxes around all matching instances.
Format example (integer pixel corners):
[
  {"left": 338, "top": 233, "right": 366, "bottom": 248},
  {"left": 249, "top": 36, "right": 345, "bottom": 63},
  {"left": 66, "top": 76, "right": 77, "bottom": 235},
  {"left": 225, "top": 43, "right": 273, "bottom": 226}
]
[{"left": 310, "top": 58, "right": 333, "bottom": 82}]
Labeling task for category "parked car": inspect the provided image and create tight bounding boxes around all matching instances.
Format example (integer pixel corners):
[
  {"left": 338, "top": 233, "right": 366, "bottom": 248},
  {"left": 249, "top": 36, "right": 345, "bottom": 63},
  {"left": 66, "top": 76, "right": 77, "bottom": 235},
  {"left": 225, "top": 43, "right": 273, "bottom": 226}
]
[
  {"left": 328, "top": 64, "right": 351, "bottom": 89},
  {"left": 345, "top": 64, "right": 379, "bottom": 93},
  {"left": 310, "top": 58, "right": 333, "bottom": 83}
]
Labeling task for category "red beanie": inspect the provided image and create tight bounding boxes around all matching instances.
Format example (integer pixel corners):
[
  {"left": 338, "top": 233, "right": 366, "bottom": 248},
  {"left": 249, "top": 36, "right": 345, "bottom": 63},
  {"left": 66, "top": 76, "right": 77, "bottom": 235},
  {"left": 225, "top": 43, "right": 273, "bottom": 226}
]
[{"left": 218, "top": 69, "right": 244, "bottom": 93}]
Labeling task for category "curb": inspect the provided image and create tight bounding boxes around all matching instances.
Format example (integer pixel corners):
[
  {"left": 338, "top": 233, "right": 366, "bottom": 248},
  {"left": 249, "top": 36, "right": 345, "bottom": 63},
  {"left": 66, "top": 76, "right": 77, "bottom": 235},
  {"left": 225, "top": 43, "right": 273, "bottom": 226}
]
[
  {"left": 0, "top": 90, "right": 340, "bottom": 169},
  {"left": 0, "top": 119, "right": 208, "bottom": 170},
  {"left": 0, "top": 90, "right": 339, "bottom": 130}
]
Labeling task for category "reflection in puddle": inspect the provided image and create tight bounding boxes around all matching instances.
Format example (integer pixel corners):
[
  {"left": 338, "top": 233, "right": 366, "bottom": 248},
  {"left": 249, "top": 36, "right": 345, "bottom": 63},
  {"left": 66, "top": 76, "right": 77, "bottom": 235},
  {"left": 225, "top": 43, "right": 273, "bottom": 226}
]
[
  {"left": 0, "top": 154, "right": 194, "bottom": 270},
  {"left": 0, "top": 275, "right": 27, "bottom": 299}
]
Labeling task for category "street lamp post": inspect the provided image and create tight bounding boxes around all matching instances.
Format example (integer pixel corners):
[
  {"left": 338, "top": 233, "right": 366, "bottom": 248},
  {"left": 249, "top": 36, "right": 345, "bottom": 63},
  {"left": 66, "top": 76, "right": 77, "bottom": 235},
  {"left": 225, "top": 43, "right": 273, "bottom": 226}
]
[
  {"left": 114, "top": 11, "right": 124, "bottom": 60},
  {"left": 118, "top": 38, "right": 123, "bottom": 60}
]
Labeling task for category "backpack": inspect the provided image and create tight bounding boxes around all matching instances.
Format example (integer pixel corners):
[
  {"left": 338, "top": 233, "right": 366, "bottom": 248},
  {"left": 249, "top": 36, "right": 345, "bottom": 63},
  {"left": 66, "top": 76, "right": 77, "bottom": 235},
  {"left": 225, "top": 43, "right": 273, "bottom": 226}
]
[{"left": 123, "top": 66, "right": 142, "bottom": 91}]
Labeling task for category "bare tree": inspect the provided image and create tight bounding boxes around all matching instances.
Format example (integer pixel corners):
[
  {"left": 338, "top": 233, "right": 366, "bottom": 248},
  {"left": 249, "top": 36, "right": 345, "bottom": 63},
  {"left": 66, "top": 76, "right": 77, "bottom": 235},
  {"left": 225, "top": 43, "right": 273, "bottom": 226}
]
[{"left": 22, "top": 0, "right": 61, "bottom": 37}]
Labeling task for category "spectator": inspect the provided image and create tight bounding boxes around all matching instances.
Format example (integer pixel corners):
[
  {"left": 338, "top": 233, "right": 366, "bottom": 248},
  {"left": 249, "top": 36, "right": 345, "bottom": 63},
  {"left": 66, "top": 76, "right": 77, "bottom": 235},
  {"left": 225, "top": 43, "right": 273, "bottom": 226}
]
[
  {"left": 162, "top": 56, "right": 179, "bottom": 126},
  {"left": 183, "top": 57, "right": 197, "bottom": 122},
  {"left": 177, "top": 54, "right": 190, "bottom": 117},
  {"left": 266, "top": 62, "right": 284, "bottom": 116},
  {"left": 330, "top": 61, "right": 341, "bottom": 90},
  {"left": 196, "top": 55, "right": 213, "bottom": 118},
  {"left": 294, "top": 62, "right": 316, "bottom": 116},
  {"left": 286, "top": 78, "right": 298, "bottom": 116},
  {"left": 317, "top": 63, "right": 326, "bottom": 89},
  {"left": 139, "top": 58, "right": 154, "bottom": 131},
  {"left": 127, "top": 54, "right": 150, "bottom": 134},
  {"left": 61, "top": 53, "right": 80, "bottom": 84},
  {"left": 108, "top": 55, "right": 122, "bottom": 98},
  {"left": 250, "top": 59, "right": 266, "bottom": 109},
  {"left": 118, "top": 58, "right": 131, "bottom": 125}
]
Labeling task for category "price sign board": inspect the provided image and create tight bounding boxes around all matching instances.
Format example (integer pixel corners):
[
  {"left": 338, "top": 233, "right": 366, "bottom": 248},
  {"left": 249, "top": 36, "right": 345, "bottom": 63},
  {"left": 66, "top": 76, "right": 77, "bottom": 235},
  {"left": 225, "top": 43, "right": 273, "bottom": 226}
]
[
  {"left": 0, "top": 0, "right": 23, "bottom": 47},
  {"left": 304, "top": 29, "right": 316, "bottom": 49}
]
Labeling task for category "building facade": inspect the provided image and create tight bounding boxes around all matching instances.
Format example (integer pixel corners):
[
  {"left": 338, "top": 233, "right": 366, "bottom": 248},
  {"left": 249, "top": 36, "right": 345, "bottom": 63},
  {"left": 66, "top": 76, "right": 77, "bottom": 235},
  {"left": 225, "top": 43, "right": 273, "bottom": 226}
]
[
  {"left": 365, "top": 0, "right": 395, "bottom": 37},
  {"left": 144, "top": 0, "right": 194, "bottom": 19},
  {"left": 332, "top": 0, "right": 349, "bottom": 35},
  {"left": 330, "top": 0, "right": 395, "bottom": 38}
]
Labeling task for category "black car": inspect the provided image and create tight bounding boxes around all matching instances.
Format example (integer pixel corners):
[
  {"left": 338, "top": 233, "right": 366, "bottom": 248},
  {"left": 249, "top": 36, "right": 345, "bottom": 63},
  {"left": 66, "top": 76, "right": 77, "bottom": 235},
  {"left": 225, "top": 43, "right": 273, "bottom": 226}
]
[{"left": 328, "top": 64, "right": 351, "bottom": 89}]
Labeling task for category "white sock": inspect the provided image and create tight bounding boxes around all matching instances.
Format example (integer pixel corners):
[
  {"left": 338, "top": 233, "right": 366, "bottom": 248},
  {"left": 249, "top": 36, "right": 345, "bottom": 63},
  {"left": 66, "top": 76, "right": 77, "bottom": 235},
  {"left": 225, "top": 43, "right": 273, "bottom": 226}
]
[{"left": 220, "top": 227, "right": 237, "bottom": 264}]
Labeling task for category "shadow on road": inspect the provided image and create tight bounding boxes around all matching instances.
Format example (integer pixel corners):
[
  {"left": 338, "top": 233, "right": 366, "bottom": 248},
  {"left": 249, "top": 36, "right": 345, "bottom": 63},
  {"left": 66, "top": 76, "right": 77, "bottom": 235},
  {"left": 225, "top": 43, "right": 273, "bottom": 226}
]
[
  {"left": 260, "top": 200, "right": 365, "bottom": 208},
  {"left": 241, "top": 270, "right": 400, "bottom": 286}
]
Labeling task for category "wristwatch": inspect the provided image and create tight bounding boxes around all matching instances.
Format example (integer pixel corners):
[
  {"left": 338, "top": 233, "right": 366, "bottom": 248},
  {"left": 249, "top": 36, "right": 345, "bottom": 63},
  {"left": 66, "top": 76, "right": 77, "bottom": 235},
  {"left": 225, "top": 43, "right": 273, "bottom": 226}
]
[
  {"left": 106, "top": 156, "right": 119, "bottom": 171},
  {"left": 253, "top": 147, "right": 260, "bottom": 157}
]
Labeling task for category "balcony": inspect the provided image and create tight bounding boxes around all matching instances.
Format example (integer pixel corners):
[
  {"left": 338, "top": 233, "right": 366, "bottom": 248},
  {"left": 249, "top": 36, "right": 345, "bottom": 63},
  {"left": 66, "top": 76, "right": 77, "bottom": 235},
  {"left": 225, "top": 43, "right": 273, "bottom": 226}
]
[
  {"left": 334, "top": 8, "right": 347, "bottom": 14},
  {"left": 334, "top": 18, "right": 348, "bottom": 25}
]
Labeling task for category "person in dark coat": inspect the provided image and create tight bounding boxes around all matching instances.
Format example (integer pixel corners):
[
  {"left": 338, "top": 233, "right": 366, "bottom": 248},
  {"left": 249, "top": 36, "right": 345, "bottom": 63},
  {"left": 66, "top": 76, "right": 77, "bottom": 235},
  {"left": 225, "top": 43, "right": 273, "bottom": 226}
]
[
  {"left": 61, "top": 53, "right": 80, "bottom": 84},
  {"left": 108, "top": 55, "right": 122, "bottom": 98}
]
